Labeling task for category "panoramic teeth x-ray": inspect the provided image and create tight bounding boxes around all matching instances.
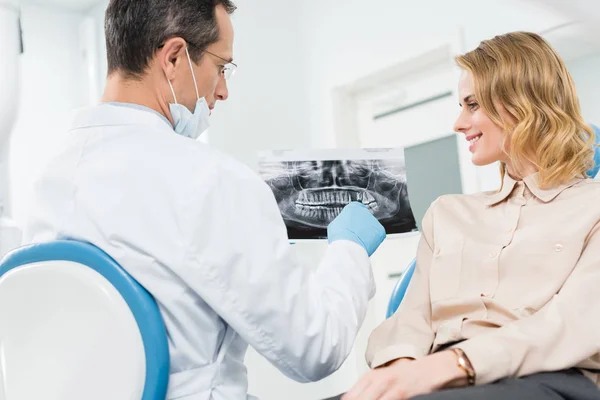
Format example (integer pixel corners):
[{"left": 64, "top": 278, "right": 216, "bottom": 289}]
[{"left": 258, "top": 149, "right": 417, "bottom": 240}]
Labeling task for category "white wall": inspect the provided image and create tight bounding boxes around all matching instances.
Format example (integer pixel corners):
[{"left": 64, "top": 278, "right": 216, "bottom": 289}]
[
  {"left": 208, "top": 0, "right": 311, "bottom": 169},
  {"left": 10, "top": 4, "right": 88, "bottom": 226},
  {"left": 87, "top": 0, "right": 107, "bottom": 97},
  {"left": 568, "top": 53, "right": 600, "bottom": 126}
]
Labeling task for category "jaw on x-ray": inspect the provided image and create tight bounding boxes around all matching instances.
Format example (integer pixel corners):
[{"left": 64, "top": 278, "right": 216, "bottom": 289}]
[{"left": 260, "top": 155, "right": 417, "bottom": 240}]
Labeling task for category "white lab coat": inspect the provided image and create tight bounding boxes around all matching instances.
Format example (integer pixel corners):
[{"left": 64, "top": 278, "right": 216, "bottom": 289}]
[{"left": 22, "top": 104, "right": 375, "bottom": 400}]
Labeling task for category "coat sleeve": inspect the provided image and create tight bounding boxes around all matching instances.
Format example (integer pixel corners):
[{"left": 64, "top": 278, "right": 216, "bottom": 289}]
[{"left": 180, "top": 159, "right": 376, "bottom": 383}]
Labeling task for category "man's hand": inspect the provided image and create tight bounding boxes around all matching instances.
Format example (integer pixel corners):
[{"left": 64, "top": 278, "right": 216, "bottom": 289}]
[
  {"left": 327, "top": 202, "right": 386, "bottom": 256},
  {"left": 342, "top": 351, "right": 469, "bottom": 400}
]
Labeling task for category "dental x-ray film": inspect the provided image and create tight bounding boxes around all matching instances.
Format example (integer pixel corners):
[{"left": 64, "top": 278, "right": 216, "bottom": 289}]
[{"left": 258, "top": 148, "right": 417, "bottom": 240}]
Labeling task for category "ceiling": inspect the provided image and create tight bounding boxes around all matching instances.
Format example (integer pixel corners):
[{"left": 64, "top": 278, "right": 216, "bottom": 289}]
[
  {"left": 524, "top": 0, "right": 600, "bottom": 62},
  {"left": 534, "top": 0, "right": 600, "bottom": 21},
  {"left": 14, "top": 0, "right": 600, "bottom": 20}
]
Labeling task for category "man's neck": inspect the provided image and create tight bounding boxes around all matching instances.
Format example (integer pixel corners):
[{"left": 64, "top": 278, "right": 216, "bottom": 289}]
[{"left": 101, "top": 73, "right": 174, "bottom": 125}]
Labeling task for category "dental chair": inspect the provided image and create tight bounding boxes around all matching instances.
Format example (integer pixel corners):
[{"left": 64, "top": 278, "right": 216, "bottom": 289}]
[
  {"left": 0, "top": 240, "right": 169, "bottom": 400},
  {"left": 386, "top": 259, "right": 417, "bottom": 318},
  {"left": 387, "top": 124, "right": 600, "bottom": 318}
]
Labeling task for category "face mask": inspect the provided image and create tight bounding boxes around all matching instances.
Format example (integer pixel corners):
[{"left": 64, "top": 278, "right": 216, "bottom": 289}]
[{"left": 167, "top": 48, "right": 211, "bottom": 140}]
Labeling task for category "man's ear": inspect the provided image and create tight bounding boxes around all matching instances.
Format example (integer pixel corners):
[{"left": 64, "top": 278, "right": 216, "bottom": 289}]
[{"left": 158, "top": 37, "right": 187, "bottom": 81}]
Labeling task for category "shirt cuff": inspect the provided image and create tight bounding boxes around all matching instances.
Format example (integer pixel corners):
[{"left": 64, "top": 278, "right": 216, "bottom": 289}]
[
  {"left": 369, "top": 344, "right": 428, "bottom": 369},
  {"left": 457, "top": 336, "right": 512, "bottom": 385},
  {"left": 328, "top": 239, "right": 368, "bottom": 256}
]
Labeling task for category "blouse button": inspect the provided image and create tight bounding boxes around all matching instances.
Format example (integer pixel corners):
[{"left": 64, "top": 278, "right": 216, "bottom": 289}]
[{"left": 554, "top": 244, "right": 563, "bottom": 252}]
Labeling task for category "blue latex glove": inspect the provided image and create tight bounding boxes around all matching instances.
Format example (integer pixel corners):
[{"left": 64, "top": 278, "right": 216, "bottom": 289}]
[{"left": 327, "top": 202, "right": 386, "bottom": 256}]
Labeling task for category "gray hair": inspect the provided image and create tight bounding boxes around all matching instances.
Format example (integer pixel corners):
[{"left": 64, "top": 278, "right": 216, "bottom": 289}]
[{"left": 105, "top": 0, "right": 236, "bottom": 79}]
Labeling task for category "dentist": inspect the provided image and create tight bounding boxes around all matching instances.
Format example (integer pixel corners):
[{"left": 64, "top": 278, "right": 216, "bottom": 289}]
[{"left": 22, "top": 1, "right": 386, "bottom": 399}]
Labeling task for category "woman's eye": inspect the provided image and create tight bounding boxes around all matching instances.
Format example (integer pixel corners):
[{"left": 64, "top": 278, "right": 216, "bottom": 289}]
[{"left": 468, "top": 102, "right": 479, "bottom": 110}]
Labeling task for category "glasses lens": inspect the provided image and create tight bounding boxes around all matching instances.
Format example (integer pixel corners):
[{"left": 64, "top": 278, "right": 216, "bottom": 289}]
[{"left": 223, "top": 63, "right": 237, "bottom": 80}]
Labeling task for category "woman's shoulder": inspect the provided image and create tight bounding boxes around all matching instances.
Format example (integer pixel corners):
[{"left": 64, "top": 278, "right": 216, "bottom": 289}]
[
  {"left": 572, "top": 177, "right": 600, "bottom": 191},
  {"left": 430, "top": 191, "right": 490, "bottom": 209},
  {"left": 563, "top": 178, "right": 600, "bottom": 208}
]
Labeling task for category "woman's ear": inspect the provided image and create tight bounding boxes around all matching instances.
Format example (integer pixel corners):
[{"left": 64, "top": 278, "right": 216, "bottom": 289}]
[{"left": 158, "top": 37, "right": 187, "bottom": 81}]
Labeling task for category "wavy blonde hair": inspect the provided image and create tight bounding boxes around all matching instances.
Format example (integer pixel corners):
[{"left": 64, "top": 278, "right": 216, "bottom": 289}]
[{"left": 456, "top": 31, "right": 595, "bottom": 188}]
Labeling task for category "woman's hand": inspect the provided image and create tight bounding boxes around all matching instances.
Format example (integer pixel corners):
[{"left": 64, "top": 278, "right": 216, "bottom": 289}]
[{"left": 342, "top": 351, "right": 469, "bottom": 400}]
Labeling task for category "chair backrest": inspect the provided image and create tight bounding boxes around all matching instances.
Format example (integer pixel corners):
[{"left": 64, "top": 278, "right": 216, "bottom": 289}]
[
  {"left": 0, "top": 240, "right": 169, "bottom": 400},
  {"left": 386, "top": 259, "right": 417, "bottom": 319},
  {"left": 587, "top": 124, "right": 600, "bottom": 179},
  {"left": 386, "top": 124, "right": 600, "bottom": 318}
]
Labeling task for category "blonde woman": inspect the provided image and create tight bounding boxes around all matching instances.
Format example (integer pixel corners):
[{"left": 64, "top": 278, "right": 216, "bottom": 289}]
[{"left": 342, "top": 32, "right": 600, "bottom": 400}]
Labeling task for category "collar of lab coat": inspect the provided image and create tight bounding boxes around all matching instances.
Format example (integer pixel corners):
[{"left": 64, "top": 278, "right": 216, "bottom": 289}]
[{"left": 70, "top": 103, "right": 174, "bottom": 133}]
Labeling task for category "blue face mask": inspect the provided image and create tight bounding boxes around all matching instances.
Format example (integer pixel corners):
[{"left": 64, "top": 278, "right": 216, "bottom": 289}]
[{"left": 167, "top": 48, "right": 211, "bottom": 140}]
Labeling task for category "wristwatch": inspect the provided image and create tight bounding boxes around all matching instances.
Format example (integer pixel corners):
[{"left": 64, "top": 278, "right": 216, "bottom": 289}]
[{"left": 451, "top": 348, "right": 476, "bottom": 386}]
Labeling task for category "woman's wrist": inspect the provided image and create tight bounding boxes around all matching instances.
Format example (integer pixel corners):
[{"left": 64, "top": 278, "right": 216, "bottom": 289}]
[
  {"left": 450, "top": 348, "right": 476, "bottom": 386},
  {"left": 425, "top": 350, "right": 471, "bottom": 389}
]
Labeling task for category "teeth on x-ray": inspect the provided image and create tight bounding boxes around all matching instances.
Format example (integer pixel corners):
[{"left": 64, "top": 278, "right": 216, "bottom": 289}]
[
  {"left": 295, "top": 190, "right": 376, "bottom": 207},
  {"left": 295, "top": 205, "right": 346, "bottom": 221},
  {"left": 295, "top": 194, "right": 377, "bottom": 221}
]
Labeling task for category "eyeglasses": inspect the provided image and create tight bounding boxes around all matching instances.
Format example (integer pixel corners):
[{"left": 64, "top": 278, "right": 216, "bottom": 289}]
[
  {"left": 159, "top": 39, "right": 237, "bottom": 80},
  {"left": 202, "top": 49, "right": 237, "bottom": 81}
]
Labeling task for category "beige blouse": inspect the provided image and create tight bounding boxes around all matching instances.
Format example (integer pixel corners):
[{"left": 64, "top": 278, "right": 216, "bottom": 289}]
[{"left": 366, "top": 172, "right": 600, "bottom": 386}]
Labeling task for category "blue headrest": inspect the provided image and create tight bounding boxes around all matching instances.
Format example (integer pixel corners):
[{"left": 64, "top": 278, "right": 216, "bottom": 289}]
[{"left": 587, "top": 124, "right": 600, "bottom": 179}]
